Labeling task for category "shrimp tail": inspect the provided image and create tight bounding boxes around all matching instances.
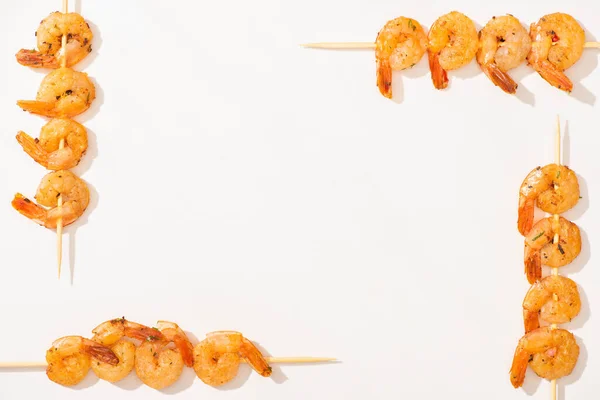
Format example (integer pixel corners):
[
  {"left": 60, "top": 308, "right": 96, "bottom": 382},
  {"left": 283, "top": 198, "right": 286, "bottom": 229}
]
[
  {"left": 524, "top": 245, "right": 542, "bottom": 284},
  {"left": 15, "top": 49, "right": 59, "bottom": 68},
  {"left": 509, "top": 347, "right": 529, "bottom": 388},
  {"left": 175, "top": 336, "right": 195, "bottom": 367},
  {"left": 376, "top": 58, "right": 392, "bottom": 99},
  {"left": 11, "top": 193, "right": 47, "bottom": 226},
  {"left": 518, "top": 198, "right": 534, "bottom": 236},
  {"left": 240, "top": 338, "right": 272, "bottom": 377},
  {"left": 523, "top": 309, "right": 540, "bottom": 333},
  {"left": 83, "top": 340, "right": 119, "bottom": 366},
  {"left": 16, "top": 131, "right": 49, "bottom": 167},
  {"left": 533, "top": 60, "right": 573, "bottom": 93},
  {"left": 17, "top": 100, "right": 58, "bottom": 117},
  {"left": 428, "top": 50, "right": 448, "bottom": 89},
  {"left": 482, "top": 63, "right": 517, "bottom": 94}
]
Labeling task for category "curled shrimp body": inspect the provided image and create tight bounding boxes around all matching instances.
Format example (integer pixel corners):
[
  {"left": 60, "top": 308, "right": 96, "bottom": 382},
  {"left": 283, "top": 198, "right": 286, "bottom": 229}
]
[
  {"left": 12, "top": 170, "right": 90, "bottom": 229},
  {"left": 524, "top": 217, "right": 581, "bottom": 284},
  {"left": 427, "top": 11, "right": 478, "bottom": 89},
  {"left": 91, "top": 340, "right": 136, "bottom": 383},
  {"left": 193, "top": 331, "right": 272, "bottom": 386},
  {"left": 523, "top": 275, "right": 581, "bottom": 332},
  {"left": 46, "top": 336, "right": 118, "bottom": 386},
  {"left": 17, "top": 67, "right": 95, "bottom": 118},
  {"left": 16, "top": 118, "right": 88, "bottom": 170},
  {"left": 375, "top": 17, "right": 427, "bottom": 99},
  {"left": 518, "top": 164, "right": 579, "bottom": 236},
  {"left": 510, "top": 327, "right": 579, "bottom": 388},
  {"left": 16, "top": 12, "right": 93, "bottom": 68},
  {"left": 528, "top": 13, "right": 585, "bottom": 92},
  {"left": 477, "top": 15, "right": 531, "bottom": 94},
  {"left": 134, "top": 321, "right": 193, "bottom": 390}
]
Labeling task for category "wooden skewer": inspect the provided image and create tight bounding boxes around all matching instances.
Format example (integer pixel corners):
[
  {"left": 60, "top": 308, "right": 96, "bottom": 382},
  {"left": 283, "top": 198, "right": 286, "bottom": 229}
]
[
  {"left": 301, "top": 41, "right": 600, "bottom": 49},
  {"left": 56, "top": 0, "right": 69, "bottom": 279},
  {"left": 0, "top": 357, "right": 337, "bottom": 369},
  {"left": 550, "top": 115, "right": 561, "bottom": 400}
]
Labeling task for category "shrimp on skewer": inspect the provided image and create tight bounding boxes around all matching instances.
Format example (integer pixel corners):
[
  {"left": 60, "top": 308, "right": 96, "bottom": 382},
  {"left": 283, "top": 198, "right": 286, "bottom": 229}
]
[
  {"left": 375, "top": 17, "right": 427, "bottom": 99},
  {"left": 523, "top": 275, "right": 581, "bottom": 332},
  {"left": 46, "top": 336, "right": 118, "bottom": 386},
  {"left": 528, "top": 13, "right": 585, "bottom": 92},
  {"left": 90, "top": 340, "right": 135, "bottom": 383},
  {"left": 524, "top": 216, "right": 581, "bottom": 284},
  {"left": 518, "top": 164, "right": 579, "bottom": 236},
  {"left": 477, "top": 15, "right": 531, "bottom": 94},
  {"left": 16, "top": 12, "right": 93, "bottom": 68},
  {"left": 510, "top": 326, "right": 579, "bottom": 388},
  {"left": 427, "top": 11, "right": 478, "bottom": 89},
  {"left": 193, "top": 331, "right": 272, "bottom": 387},
  {"left": 16, "top": 118, "right": 88, "bottom": 170},
  {"left": 12, "top": 170, "right": 90, "bottom": 229},
  {"left": 17, "top": 67, "right": 95, "bottom": 118},
  {"left": 90, "top": 318, "right": 164, "bottom": 383},
  {"left": 134, "top": 321, "right": 193, "bottom": 390}
]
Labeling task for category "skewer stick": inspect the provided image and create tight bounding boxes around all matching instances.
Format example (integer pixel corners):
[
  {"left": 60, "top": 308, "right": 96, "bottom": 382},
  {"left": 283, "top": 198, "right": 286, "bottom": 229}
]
[
  {"left": 0, "top": 357, "right": 337, "bottom": 369},
  {"left": 56, "top": 0, "right": 69, "bottom": 278},
  {"left": 301, "top": 41, "right": 600, "bottom": 49},
  {"left": 550, "top": 114, "right": 561, "bottom": 400}
]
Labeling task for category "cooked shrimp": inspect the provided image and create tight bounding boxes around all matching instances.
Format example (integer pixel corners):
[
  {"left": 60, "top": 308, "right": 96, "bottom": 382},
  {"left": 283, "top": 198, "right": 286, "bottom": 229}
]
[
  {"left": 16, "top": 118, "right": 87, "bottom": 170},
  {"left": 12, "top": 170, "right": 90, "bottom": 229},
  {"left": 134, "top": 321, "right": 193, "bottom": 390},
  {"left": 193, "top": 331, "right": 272, "bottom": 387},
  {"left": 510, "top": 326, "right": 579, "bottom": 388},
  {"left": 375, "top": 17, "right": 427, "bottom": 99},
  {"left": 92, "top": 317, "right": 165, "bottom": 346},
  {"left": 91, "top": 340, "right": 135, "bottom": 383},
  {"left": 518, "top": 164, "right": 579, "bottom": 236},
  {"left": 528, "top": 13, "right": 585, "bottom": 92},
  {"left": 477, "top": 15, "right": 531, "bottom": 94},
  {"left": 46, "top": 336, "right": 118, "bottom": 386},
  {"left": 156, "top": 321, "right": 194, "bottom": 367},
  {"left": 427, "top": 11, "right": 478, "bottom": 89},
  {"left": 523, "top": 275, "right": 581, "bottom": 332},
  {"left": 524, "top": 217, "right": 581, "bottom": 284},
  {"left": 17, "top": 67, "right": 95, "bottom": 118},
  {"left": 16, "top": 12, "right": 93, "bottom": 68}
]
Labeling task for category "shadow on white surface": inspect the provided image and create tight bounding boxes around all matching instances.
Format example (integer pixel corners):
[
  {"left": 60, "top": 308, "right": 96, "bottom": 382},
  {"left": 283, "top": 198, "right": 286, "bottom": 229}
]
[
  {"left": 161, "top": 368, "right": 196, "bottom": 394},
  {"left": 511, "top": 65, "right": 536, "bottom": 106},
  {"left": 390, "top": 60, "right": 429, "bottom": 104},
  {"left": 447, "top": 60, "right": 480, "bottom": 88},
  {"left": 113, "top": 373, "right": 143, "bottom": 391},
  {"left": 521, "top": 366, "right": 542, "bottom": 395},
  {"left": 569, "top": 26, "right": 597, "bottom": 106},
  {"left": 66, "top": 181, "right": 99, "bottom": 284}
]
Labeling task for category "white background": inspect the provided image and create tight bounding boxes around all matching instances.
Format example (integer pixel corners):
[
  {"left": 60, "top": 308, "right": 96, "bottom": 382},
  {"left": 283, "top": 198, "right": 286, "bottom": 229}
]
[{"left": 0, "top": 0, "right": 599, "bottom": 398}]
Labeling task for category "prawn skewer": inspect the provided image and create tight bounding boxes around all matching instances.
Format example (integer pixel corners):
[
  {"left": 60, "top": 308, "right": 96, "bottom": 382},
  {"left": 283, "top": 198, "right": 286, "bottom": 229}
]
[
  {"left": 300, "top": 41, "right": 600, "bottom": 49},
  {"left": 549, "top": 115, "right": 562, "bottom": 400},
  {"left": 0, "top": 318, "right": 336, "bottom": 388},
  {"left": 56, "top": 0, "right": 69, "bottom": 278},
  {"left": 0, "top": 357, "right": 337, "bottom": 368}
]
